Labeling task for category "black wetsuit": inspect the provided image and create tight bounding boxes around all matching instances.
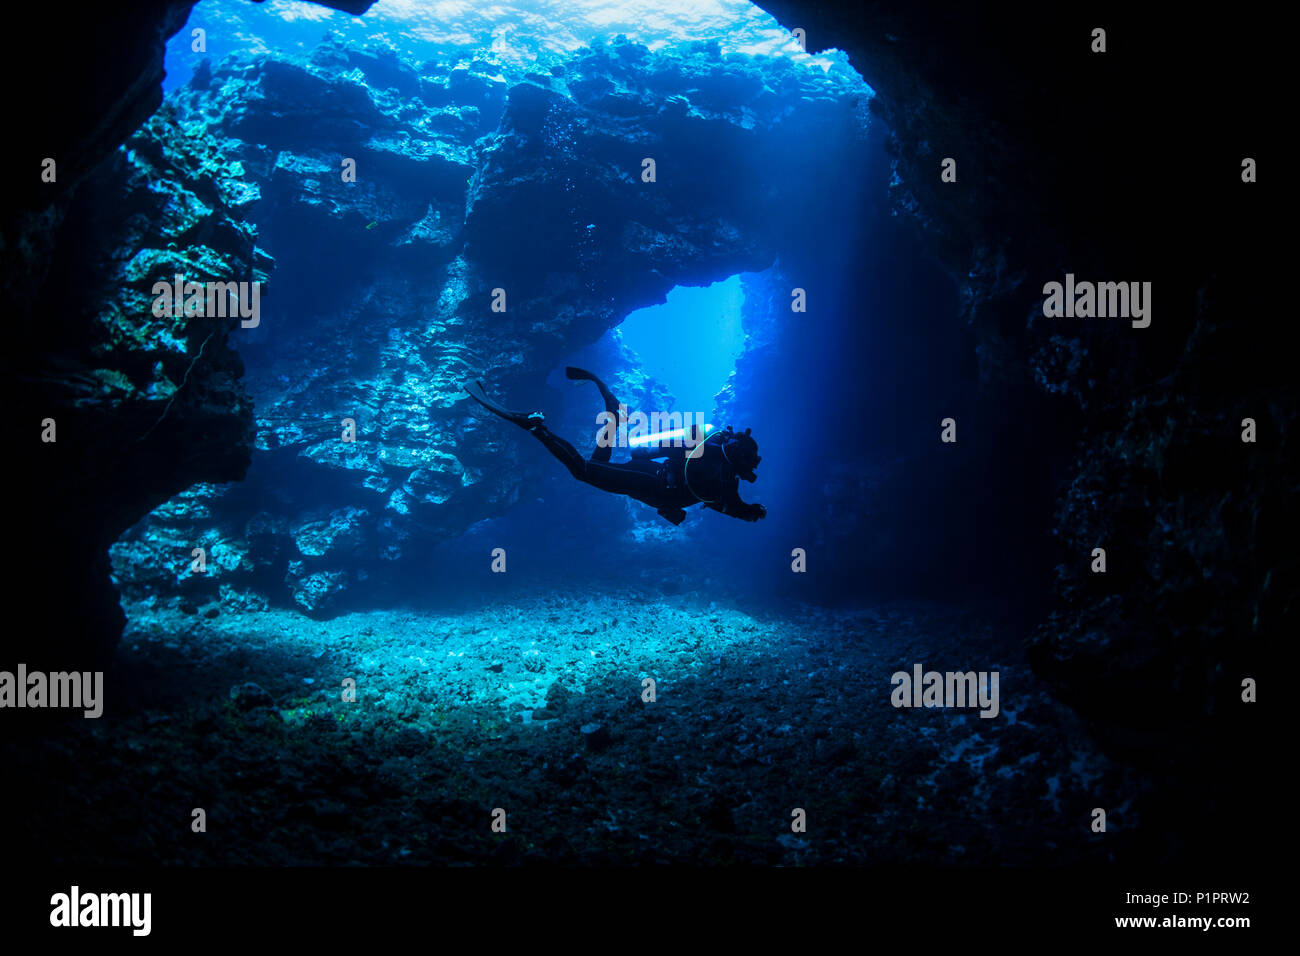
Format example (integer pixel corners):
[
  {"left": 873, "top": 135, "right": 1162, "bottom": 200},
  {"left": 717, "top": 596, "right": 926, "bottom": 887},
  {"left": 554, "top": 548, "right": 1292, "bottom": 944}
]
[
  {"left": 530, "top": 424, "right": 765, "bottom": 525},
  {"left": 469, "top": 368, "right": 765, "bottom": 526}
]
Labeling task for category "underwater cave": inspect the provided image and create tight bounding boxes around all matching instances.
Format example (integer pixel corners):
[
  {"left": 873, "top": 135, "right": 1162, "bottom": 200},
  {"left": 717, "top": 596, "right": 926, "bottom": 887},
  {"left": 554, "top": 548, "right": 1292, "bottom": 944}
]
[{"left": 0, "top": 0, "right": 1279, "bottom": 923}]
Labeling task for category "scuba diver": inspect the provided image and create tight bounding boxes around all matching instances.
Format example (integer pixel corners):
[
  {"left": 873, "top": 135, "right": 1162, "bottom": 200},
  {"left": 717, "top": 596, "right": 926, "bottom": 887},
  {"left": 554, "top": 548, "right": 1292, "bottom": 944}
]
[{"left": 464, "top": 367, "right": 766, "bottom": 526}]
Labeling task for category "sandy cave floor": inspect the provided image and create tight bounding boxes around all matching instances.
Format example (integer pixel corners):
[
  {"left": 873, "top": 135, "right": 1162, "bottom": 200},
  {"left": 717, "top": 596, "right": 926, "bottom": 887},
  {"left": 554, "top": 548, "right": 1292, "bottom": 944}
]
[{"left": 5, "top": 594, "right": 1142, "bottom": 865}]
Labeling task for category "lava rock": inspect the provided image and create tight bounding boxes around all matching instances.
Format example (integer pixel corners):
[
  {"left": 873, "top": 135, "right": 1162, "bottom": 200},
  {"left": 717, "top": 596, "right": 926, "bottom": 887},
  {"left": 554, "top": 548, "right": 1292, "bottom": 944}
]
[
  {"left": 230, "top": 682, "right": 274, "bottom": 710},
  {"left": 580, "top": 722, "right": 612, "bottom": 751}
]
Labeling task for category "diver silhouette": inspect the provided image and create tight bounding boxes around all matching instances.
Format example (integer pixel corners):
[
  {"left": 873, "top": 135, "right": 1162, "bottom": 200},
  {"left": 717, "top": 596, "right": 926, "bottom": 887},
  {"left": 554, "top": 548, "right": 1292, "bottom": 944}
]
[{"left": 465, "top": 367, "right": 766, "bottom": 526}]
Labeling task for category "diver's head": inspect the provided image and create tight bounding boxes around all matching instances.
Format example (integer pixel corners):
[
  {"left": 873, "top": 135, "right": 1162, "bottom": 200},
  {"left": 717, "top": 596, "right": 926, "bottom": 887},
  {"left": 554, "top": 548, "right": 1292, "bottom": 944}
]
[{"left": 721, "top": 427, "right": 760, "bottom": 481}]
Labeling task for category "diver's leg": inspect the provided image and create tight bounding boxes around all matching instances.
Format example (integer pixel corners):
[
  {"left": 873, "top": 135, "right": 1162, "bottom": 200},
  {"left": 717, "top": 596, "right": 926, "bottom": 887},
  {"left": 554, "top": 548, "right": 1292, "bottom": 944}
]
[
  {"left": 531, "top": 432, "right": 677, "bottom": 504},
  {"left": 524, "top": 425, "right": 589, "bottom": 481},
  {"left": 582, "top": 461, "right": 688, "bottom": 525},
  {"left": 581, "top": 460, "right": 664, "bottom": 499},
  {"left": 565, "top": 366, "right": 621, "bottom": 463},
  {"left": 465, "top": 380, "right": 580, "bottom": 475}
]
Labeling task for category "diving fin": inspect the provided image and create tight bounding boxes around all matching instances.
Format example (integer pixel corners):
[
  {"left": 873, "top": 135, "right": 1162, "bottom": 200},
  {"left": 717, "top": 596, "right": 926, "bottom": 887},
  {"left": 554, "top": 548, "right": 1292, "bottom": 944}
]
[
  {"left": 464, "top": 380, "right": 544, "bottom": 430},
  {"left": 565, "top": 366, "right": 620, "bottom": 417}
]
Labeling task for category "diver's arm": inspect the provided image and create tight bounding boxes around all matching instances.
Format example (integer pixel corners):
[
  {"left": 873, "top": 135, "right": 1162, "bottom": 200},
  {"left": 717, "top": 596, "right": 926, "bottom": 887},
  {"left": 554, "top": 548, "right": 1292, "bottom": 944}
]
[{"left": 708, "top": 482, "right": 766, "bottom": 521}]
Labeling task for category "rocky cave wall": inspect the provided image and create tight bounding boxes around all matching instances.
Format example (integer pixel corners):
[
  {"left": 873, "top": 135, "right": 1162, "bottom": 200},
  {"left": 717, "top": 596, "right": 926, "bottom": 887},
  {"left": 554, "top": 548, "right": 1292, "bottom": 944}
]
[
  {"left": 1, "top": 0, "right": 377, "bottom": 669},
  {"left": 749, "top": 0, "right": 1284, "bottom": 760}
]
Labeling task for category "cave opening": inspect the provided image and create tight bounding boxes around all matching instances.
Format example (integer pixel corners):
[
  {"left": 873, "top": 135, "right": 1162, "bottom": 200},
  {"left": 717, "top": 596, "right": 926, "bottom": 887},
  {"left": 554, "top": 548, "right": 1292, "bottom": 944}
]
[
  {"left": 609, "top": 276, "right": 748, "bottom": 420},
  {"left": 548, "top": 271, "right": 758, "bottom": 428}
]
